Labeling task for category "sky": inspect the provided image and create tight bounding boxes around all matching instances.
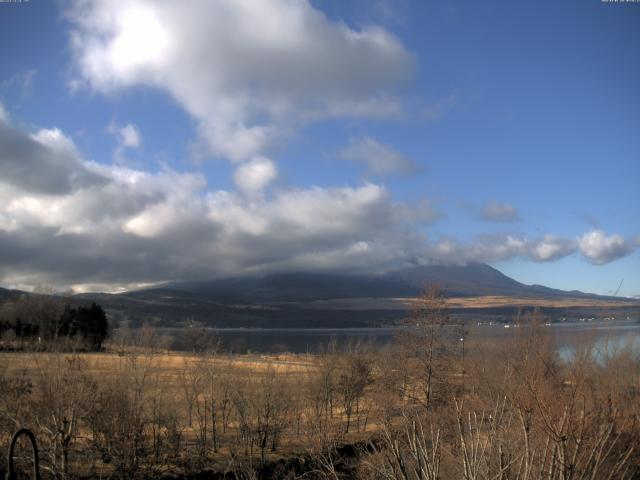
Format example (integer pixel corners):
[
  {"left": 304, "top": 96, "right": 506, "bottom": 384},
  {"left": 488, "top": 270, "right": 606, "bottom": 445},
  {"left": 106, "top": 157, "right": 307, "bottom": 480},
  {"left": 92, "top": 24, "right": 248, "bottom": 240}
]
[{"left": 0, "top": 0, "right": 638, "bottom": 296}]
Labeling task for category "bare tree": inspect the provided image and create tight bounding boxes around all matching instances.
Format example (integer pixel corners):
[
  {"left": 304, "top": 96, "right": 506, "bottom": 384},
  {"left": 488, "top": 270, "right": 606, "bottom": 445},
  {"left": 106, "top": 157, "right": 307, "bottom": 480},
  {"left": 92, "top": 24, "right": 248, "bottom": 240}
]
[
  {"left": 336, "top": 344, "right": 373, "bottom": 433},
  {"left": 397, "top": 284, "right": 449, "bottom": 408}
]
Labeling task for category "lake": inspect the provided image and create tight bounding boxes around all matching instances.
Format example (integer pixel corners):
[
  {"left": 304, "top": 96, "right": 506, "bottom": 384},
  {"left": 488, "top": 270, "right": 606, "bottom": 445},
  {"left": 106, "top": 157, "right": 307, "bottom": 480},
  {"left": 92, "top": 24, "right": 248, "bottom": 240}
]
[{"left": 173, "top": 319, "right": 640, "bottom": 356}]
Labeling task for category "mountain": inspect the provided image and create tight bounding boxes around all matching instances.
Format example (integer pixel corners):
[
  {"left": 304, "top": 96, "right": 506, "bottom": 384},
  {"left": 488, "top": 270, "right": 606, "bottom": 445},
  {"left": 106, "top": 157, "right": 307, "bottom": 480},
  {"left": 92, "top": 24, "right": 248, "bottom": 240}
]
[
  {"left": 3, "top": 264, "right": 635, "bottom": 328},
  {"left": 164, "top": 263, "right": 600, "bottom": 302},
  {"left": 70, "top": 263, "right": 637, "bottom": 328},
  {"left": 0, "top": 287, "right": 23, "bottom": 302}
]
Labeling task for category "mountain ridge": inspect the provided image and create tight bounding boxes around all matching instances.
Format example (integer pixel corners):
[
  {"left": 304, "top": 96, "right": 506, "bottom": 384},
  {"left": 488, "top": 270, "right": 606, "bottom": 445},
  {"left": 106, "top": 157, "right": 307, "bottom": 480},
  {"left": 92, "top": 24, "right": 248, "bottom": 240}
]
[
  {"left": 161, "top": 262, "right": 615, "bottom": 303},
  {"left": 3, "top": 264, "right": 637, "bottom": 328}
]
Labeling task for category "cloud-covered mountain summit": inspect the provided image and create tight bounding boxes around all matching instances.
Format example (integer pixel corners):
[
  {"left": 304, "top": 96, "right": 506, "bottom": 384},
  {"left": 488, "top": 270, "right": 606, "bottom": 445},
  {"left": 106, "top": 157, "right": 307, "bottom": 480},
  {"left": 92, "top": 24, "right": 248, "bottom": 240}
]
[{"left": 0, "top": 105, "right": 637, "bottom": 293}]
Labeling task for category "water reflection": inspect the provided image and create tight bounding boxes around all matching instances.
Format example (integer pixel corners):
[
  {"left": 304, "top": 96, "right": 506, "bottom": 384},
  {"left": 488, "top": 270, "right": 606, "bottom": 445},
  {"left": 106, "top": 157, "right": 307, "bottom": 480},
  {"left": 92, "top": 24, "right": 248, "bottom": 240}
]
[{"left": 165, "top": 319, "right": 640, "bottom": 355}]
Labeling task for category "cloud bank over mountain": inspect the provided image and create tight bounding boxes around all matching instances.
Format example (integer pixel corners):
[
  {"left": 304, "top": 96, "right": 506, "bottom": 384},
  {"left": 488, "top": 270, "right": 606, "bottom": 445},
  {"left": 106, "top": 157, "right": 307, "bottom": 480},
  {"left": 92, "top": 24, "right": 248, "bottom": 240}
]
[{"left": 0, "top": 110, "right": 636, "bottom": 291}]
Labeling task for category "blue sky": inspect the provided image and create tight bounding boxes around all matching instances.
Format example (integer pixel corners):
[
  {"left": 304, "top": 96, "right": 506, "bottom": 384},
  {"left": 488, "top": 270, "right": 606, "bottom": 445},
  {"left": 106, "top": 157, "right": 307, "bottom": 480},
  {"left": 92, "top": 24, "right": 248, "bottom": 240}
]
[{"left": 0, "top": 0, "right": 638, "bottom": 295}]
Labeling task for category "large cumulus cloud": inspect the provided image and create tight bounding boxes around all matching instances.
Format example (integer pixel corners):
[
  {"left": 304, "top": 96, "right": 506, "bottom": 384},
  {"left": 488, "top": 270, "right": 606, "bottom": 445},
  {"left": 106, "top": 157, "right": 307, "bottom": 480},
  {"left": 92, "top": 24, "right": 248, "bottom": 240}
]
[
  {"left": 428, "top": 234, "right": 577, "bottom": 264},
  {"left": 0, "top": 119, "right": 108, "bottom": 195},
  {"left": 1, "top": 109, "right": 637, "bottom": 291},
  {"left": 66, "top": 0, "right": 415, "bottom": 163},
  {"left": 0, "top": 113, "right": 424, "bottom": 290},
  {"left": 578, "top": 230, "right": 636, "bottom": 265}
]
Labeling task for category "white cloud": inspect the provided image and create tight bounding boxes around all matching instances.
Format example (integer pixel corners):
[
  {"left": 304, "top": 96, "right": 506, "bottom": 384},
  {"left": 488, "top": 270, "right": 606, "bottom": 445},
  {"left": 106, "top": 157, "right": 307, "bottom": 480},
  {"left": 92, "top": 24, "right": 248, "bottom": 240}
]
[
  {"left": 0, "top": 120, "right": 107, "bottom": 195},
  {"left": 233, "top": 157, "right": 278, "bottom": 197},
  {"left": 391, "top": 199, "right": 443, "bottom": 226},
  {"left": 1, "top": 114, "right": 637, "bottom": 290},
  {"left": 0, "top": 103, "right": 8, "bottom": 122},
  {"left": 66, "top": 0, "right": 414, "bottom": 162},
  {"left": 480, "top": 200, "right": 520, "bottom": 223},
  {"left": 528, "top": 235, "right": 577, "bottom": 262},
  {"left": 32, "top": 127, "right": 81, "bottom": 159},
  {"left": 340, "top": 135, "right": 415, "bottom": 176},
  {"left": 428, "top": 234, "right": 576, "bottom": 264},
  {"left": 118, "top": 123, "right": 141, "bottom": 149},
  {"left": 0, "top": 115, "right": 420, "bottom": 288},
  {"left": 109, "top": 122, "right": 142, "bottom": 162},
  {"left": 578, "top": 229, "right": 635, "bottom": 265}
]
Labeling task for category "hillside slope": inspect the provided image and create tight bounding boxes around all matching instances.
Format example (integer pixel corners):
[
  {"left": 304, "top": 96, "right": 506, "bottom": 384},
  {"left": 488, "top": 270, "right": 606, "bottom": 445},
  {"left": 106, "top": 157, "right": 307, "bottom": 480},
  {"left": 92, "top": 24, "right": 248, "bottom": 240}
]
[
  {"left": 3, "top": 264, "right": 635, "bottom": 328},
  {"left": 73, "top": 263, "right": 636, "bottom": 327}
]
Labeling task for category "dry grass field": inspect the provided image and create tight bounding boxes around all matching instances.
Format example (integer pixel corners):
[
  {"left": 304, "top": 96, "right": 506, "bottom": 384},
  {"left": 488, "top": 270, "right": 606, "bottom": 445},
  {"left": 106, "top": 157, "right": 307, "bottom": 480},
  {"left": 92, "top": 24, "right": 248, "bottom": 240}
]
[
  {"left": 441, "top": 295, "right": 639, "bottom": 309},
  {"left": 288, "top": 294, "right": 640, "bottom": 311},
  {"left": 1, "top": 311, "right": 639, "bottom": 479},
  {"left": 0, "top": 350, "right": 317, "bottom": 382}
]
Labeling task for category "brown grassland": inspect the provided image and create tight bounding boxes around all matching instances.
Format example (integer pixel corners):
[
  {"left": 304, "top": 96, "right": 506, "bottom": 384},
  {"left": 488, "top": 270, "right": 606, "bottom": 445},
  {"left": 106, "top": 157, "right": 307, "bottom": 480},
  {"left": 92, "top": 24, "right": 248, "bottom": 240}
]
[
  {"left": 440, "top": 295, "right": 638, "bottom": 309},
  {"left": 290, "top": 295, "right": 639, "bottom": 311},
  {"left": 1, "top": 290, "right": 639, "bottom": 479}
]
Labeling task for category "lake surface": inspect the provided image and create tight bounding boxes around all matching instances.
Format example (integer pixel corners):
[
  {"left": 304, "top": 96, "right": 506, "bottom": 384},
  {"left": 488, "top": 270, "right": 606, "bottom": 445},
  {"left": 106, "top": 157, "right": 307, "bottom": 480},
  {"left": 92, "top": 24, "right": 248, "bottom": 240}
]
[
  {"left": 549, "top": 320, "right": 640, "bottom": 361},
  {"left": 172, "top": 319, "right": 640, "bottom": 356}
]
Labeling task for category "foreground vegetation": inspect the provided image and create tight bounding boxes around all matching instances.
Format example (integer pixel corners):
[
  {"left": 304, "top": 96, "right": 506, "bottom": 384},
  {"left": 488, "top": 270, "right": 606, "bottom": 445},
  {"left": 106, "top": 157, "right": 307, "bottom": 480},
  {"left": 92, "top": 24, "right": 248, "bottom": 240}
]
[{"left": 0, "top": 290, "right": 638, "bottom": 479}]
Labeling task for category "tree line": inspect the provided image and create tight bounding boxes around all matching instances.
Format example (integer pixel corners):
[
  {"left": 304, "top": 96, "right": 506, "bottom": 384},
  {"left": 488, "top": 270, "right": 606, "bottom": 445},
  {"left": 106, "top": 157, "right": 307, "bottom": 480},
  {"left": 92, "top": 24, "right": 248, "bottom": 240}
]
[{"left": 0, "top": 294, "right": 109, "bottom": 351}]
